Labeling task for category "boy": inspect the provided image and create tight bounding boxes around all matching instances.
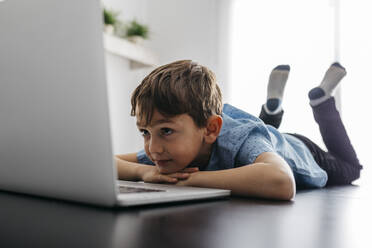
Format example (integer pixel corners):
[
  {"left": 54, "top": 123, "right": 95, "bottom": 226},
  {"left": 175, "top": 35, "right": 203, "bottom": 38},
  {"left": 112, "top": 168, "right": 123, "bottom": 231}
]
[{"left": 115, "top": 60, "right": 362, "bottom": 201}]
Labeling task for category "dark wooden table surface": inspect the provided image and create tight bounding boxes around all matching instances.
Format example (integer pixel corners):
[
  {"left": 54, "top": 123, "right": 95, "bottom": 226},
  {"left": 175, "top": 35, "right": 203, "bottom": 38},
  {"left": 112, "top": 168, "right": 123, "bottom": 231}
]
[{"left": 1, "top": 178, "right": 370, "bottom": 248}]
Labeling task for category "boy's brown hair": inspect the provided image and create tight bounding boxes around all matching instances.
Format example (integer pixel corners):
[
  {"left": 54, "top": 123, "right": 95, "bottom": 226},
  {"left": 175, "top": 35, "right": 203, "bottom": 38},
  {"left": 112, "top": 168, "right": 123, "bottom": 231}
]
[{"left": 131, "top": 60, "right": 222, "bottom": 128}]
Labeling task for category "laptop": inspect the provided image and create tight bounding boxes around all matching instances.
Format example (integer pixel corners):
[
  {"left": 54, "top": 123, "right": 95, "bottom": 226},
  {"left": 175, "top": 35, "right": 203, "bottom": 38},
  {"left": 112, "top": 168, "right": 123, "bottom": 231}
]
[{"left": 0, "top": 0, "right": 230, "bottom": 207}]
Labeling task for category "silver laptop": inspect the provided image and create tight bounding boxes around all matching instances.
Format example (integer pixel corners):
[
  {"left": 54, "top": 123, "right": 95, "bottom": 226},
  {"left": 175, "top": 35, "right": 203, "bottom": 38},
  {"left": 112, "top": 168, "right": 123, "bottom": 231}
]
[{"left": 0, "top": 0, "right": 230, "bottom": 207}]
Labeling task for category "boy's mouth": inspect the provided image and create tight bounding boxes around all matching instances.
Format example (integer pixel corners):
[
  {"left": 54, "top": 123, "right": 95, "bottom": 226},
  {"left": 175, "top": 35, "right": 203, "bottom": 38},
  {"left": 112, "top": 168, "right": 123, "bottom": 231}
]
[
  {"left": 154, "top": 159, "right": 172, "bottom": 167},
  {"left": 155, "top": 159, "right": 172, "bottom": 167}
]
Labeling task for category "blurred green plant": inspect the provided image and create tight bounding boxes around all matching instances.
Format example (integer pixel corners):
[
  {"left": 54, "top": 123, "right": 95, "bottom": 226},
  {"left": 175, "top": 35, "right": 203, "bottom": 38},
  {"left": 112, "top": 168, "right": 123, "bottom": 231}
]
[
  {"left": 103, "top": 8, "right": 119, "bottom": 25},
  {"left": 126, "top": 20, "right": 149, "bottom": 39}
]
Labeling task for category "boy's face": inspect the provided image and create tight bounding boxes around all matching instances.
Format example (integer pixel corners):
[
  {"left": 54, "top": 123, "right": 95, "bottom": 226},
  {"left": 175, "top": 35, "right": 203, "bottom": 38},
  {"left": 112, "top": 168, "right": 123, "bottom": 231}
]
[{"left": 136, "top": 110, "right": 210, "bottom": 174}]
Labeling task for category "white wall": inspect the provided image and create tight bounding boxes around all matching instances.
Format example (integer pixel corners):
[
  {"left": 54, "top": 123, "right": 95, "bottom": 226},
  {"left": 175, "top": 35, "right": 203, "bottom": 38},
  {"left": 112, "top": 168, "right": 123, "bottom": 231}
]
[
  {"left": 104, "top": 53, "right": 152, "bottom": 154},
  {"left": 146, "top": 0, "right": 232, "bottom": 100}
]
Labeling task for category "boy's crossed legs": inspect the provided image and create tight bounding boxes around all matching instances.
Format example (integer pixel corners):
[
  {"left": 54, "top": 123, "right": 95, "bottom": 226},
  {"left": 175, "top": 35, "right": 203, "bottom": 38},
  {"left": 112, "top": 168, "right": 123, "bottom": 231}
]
[{"left": 259, "top": 63, "right": 363, "bottom": 186}]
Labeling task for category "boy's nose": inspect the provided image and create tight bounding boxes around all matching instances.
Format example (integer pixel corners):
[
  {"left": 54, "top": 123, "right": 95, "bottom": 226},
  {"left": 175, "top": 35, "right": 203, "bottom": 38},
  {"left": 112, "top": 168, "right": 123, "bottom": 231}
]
[{"left": 148, "top": 137, "right": 164, "bottom": 154}]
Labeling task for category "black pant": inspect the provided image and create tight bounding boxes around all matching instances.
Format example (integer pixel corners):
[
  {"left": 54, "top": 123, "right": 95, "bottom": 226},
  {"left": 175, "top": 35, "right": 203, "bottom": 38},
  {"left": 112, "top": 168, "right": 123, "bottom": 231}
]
[{"left": 259, "top": 98, "right": 363, "bottom": 186}]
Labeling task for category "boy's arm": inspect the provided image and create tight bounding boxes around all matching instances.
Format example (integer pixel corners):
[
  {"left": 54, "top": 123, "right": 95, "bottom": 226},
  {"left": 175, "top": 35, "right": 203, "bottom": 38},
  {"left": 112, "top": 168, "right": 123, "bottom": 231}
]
[
  {"left": 115, "top": 153, "right": 142, "bottom": 181},
  {"left": 115, "top": 153, "right": 198, "bottom": 183},
  {"left": 177, "top": 152, "right": 296, "bottom": 200}
]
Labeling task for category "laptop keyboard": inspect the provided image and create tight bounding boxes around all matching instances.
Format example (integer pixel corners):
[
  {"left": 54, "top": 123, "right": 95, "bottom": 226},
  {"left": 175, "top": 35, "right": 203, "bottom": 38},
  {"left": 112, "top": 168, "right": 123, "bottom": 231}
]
[{"left": 119, "top": 185, "right": 166, "bottom": 193}]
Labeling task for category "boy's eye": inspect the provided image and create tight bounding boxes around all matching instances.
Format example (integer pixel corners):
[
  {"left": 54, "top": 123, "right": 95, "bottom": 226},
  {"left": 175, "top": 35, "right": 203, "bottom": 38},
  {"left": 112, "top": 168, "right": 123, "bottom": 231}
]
[
  {"left": 160, "top": 128, "right": 173, "bottom": 136},
  {"left": 139, "top": 129, "right": 149, "bottom": 137}
]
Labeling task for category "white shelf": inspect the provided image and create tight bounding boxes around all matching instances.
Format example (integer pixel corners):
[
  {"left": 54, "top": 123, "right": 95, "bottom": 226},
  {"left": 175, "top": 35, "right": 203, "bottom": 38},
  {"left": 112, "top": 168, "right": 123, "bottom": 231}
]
[{"left": 103, "top": 33, "right": 158, "bottom": 69}]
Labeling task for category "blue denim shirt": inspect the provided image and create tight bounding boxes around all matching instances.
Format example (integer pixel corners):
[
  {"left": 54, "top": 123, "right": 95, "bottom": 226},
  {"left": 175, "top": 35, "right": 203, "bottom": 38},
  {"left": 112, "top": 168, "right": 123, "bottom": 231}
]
[{"left": 137, "top": 104, "right": 328, "bottom": 188}]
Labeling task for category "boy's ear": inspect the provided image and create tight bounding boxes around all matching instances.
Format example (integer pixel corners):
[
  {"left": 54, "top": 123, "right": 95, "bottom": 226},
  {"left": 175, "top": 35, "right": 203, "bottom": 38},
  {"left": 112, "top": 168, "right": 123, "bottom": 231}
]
[{"left": 204, "top": 115, "right": 223, "bottom": 144}]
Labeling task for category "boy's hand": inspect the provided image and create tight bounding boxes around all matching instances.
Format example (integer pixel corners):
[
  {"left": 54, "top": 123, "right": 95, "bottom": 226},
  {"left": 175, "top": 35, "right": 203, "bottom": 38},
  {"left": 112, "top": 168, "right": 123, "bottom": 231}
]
[{"left": 140, "top": 166, "right": 199, "bottom": 184}]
